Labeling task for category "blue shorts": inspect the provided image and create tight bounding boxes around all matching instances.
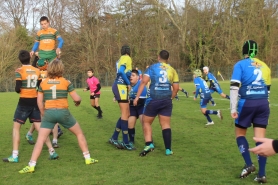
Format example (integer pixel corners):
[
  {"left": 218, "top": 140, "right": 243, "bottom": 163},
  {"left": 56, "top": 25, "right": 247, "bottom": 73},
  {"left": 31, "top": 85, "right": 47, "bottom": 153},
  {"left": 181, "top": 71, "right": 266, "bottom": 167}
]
[
  {"left": 236, "top": 99, "right": 269, "bottom": 128},
  {"left": 130, "top": 105, "right": 144, "bottom": 119},
  {"left": 144, "top": 98, "right": 172, "bottom": 117},
  {"left": 200, "top": 98, "right": 211, "bottom": 108},
  {"left": 210, "top": 83, "right": 223, "bottom": 94},
  {"left": 112, "top": 83, "right": 128, "bottom": 101},
  {"left": 13, "top": 105, "right": 41, "bottom": 124}
]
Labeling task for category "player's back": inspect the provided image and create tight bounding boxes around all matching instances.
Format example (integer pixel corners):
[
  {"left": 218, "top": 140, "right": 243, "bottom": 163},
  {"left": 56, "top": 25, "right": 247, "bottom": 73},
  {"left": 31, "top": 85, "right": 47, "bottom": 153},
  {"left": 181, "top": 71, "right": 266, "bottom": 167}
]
[
  {"left": 194, "top": 77, "right": 211, "bottom": 98},
  {"left": 207, "top": 72, "right": 218, "bottom": 84},
  {"left": 146, "top": 62, "right": 179, "bottom": 100},
  {"left": 253, "top": 58, "right": 271, "bottom": 86},
  {"left": 39, "top": 77, "right": 74, "bottom": 109},
  {"left": 15, "top": 65, "right": 40, "bottom": 98},
  {"left": 115, "top": 55, "right": 132, "bottom": 84},
  {"left": 231, "top": 58, "right": 268, "bottom": 99}
]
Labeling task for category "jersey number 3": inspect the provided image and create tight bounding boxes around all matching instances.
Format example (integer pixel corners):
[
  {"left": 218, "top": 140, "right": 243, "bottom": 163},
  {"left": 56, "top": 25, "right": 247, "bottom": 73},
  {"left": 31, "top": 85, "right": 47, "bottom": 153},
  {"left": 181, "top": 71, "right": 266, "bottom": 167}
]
[
  {"left": 252, "top": 69, "right": 262, "bottom": 85},
  {"left": 159, "top": 71, "right": 167, "bottom": 83}
]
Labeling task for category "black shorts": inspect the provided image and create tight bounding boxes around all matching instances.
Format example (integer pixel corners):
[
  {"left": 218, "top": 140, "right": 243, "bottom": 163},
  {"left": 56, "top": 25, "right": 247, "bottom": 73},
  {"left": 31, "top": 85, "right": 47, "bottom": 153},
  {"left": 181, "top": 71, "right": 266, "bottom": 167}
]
[
  {"left": 90, "top": 94, "right": 100, "bottom": 99},
  {"left": 13, "top": 105, "right": 41, "bottom": 124}
]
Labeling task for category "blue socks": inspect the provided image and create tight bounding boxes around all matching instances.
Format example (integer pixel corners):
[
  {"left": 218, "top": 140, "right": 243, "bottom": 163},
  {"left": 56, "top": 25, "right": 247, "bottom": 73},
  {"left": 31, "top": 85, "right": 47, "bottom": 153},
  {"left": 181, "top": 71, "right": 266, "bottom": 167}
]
[
  {"left": 256, "top": 142, "right": 267, "bottom": 177},
  {"left": 121, "top": 119, "right": 129, "bottom": 144},
  {"left": 204, "top": 110, "right": 217, "bottom": 122},
  {"left": 128, "top": 128, "right": 135, "bottom": 143},
  {"left": 236, "top": 136, "right": 252, "bottom": 166},
  {"left": 111, "top": 118, "right": 121, "bottom": 140},
  {"left": 162, "top": 128, "right": 171, "bottom": 150}
]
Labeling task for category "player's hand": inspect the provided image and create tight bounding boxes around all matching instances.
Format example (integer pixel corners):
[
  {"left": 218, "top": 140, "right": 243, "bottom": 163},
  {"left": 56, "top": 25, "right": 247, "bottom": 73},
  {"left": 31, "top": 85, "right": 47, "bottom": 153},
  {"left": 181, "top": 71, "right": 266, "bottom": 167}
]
[
  {"left": 91, "top": 92, "right": 95, "bottom": 96},
  {"left": 56, "top": 48, "right": 61, "bottom": 57},
  {"left": 127, "top": 85, "right": 131, "bottom": 92},
  {"left": 113, "top": 97, "right": 116, "bottom": 102},
  {"left": 231, "top": 112, "right": 238, "bottom": 119},
  {"left": 249, "top": 137, "right": 276, "bottom": 157},
  {"left": 30, "top": 51, "right": 34, "bottom": 57},
  {"left": 133, "top": 97, "right": 139, "bottom": 106},
  {"left": 40, "top": 111, "right": 44, "bottom": 117},
  {"left": 74, "top": 101, "right": 81, "bottom": 106}
]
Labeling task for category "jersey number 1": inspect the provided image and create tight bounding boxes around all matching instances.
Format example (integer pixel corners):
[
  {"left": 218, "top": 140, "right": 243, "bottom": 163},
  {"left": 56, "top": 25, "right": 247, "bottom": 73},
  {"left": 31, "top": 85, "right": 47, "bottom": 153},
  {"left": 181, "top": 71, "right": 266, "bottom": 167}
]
[{"left": 50, "top": 85, "right": 57, "bottom": 99}]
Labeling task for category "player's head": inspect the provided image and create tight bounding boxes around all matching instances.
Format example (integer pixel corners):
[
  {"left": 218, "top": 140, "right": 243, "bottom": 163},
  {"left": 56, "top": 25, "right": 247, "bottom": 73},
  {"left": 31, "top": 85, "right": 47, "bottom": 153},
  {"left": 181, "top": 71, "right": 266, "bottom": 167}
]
[
  {"left": 203, "top": 66, "right": 209, "bottom": 74},
  {"left": 18, "top": 50, "right": 30, "bottom": 65},
  {"left": 242, "top": 40, "right": 258, "bottom": 58},
  {"left": 193, "top": 69, "right": 202, "bottom": 78},
  {"left": 47, "top": 59, "right": 64, "bottom": 79},
  {"left": 87, "top": 68, "right": 94, "bottom": 77},
  {"left": 40, "top": 16, "right": 50, "bottom": 30},
  {"left": 135, "top": 67, "right": 139, "bottom": 70},
  {"left": 158, "top": 50, "right": 169, "bottom": 62},
  {"left": 121, "top": 45, "right": 130, "bottom": 56},
  {"left": 130, "top": 69, "right": 139, "bottom": 85}
]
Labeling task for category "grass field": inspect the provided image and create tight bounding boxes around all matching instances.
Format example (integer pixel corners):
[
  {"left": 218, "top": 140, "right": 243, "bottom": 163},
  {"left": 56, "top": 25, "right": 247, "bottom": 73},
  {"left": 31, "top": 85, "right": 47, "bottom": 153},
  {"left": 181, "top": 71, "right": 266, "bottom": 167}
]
[{"left": 1, "top": 80, "right": 278, "bottom": 185}]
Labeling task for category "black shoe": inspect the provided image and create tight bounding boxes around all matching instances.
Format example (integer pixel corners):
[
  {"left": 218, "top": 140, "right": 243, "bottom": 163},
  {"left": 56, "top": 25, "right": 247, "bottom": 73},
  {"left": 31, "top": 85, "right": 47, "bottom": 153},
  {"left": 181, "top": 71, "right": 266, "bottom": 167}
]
[
  {"left": 57, "top": 130, "right": 63, "bottom": 139},
  {"left": 139, "top": 144, "right": 155, "bottom": 157},
  {"left": 97, "top": 114, "right": 103, "bottom": 119},
  {"left": 184, "top": 91, "right": 189, "bottom": 98},
  {"left": 239, "top": 164, "right": 256, "bottom": 178},
  {"left": 254, "top": 175, "right": 267, "bottom": 184}
]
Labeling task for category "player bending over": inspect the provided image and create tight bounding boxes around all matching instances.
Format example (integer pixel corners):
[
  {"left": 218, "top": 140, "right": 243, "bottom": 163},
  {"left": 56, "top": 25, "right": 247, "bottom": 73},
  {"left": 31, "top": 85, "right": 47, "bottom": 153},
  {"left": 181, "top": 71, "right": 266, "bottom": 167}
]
[
  {"left": 193, "top": 69, "right": 223, "bottom": 126},
  {"left": 19, "top": 59, "right": 98, "bottom": 174}
]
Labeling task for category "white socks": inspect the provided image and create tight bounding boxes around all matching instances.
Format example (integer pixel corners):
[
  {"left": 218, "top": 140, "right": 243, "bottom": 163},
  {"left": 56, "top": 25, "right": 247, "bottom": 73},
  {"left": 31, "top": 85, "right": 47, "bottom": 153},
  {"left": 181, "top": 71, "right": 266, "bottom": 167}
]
[
  {"left": 28, "top": 160, "right": 36, "bottom": 167},
  {"left": 83, "top": 151, "right": 90, "bottom": 159},
  {"left": 12, "top": 150, "right": 18, "bottom": 158}
]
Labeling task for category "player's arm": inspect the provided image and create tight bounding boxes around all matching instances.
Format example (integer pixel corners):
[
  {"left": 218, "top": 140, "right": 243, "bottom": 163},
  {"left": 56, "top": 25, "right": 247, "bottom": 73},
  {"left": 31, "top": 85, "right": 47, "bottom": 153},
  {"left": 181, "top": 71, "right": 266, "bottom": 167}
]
[
  {"left": 15, "top": 80, "right": 22, "bottom": 93},
  {"left": 118, "top": 65, "right": 130, "bottom": 85},
  {"left": 194, "top": 85, "right": 200, "bottom": 99},
  {"left": 70, "top": 91, "right": 82, "bottom": 106},
  {"left": 171, "top": 83, "right": 179, "bottom": 99},
  {"left": 37, "top": 92, "right": 44, "bottom": 116},
  {"left": 57, "top": 36, "right": 64, "bottom": 49},
  {"left": 94, "top": 83, "right": 101, "bottom": 94},
  {"left": 230, "top": 81, "right": 240, "bottom": 114}
]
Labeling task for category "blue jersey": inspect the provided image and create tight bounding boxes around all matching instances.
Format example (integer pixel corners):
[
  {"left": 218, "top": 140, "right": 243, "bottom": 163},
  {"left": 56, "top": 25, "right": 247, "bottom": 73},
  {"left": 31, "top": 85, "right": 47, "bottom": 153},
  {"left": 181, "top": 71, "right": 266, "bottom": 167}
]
[
  {"left": 129, "top": 80, "right": 147, "bottom": 100},
  {"left": 145, "top": 62, "right": 179, "bottom": 100},
  {"left": 207, "top": 72, "right": 218, "bottom": 84},
  {"left": 231, "top": 58, "right": 268, "bottom": 99},
  {"left": 194, "top": 77, "right": 211, "bottom": 99}
]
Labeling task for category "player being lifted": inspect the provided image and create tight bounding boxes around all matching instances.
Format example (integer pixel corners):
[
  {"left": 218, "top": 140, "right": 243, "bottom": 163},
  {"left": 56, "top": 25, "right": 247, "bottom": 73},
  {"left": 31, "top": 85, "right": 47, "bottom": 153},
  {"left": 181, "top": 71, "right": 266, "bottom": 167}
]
[
  {"left": 230, "top": 40, "right": 270, "bottom": 183},
  {"left": 203, "top": 66, "right": 230, "bottom": 106},
  {"left": 30, "top": 16, "right": 64, "bottom": 69},
  {"left": 109, "top": 45, "right": 135, "bottom": 150},
  {"left": 134, "top": 50, "right": 179, "bottom": 156},
  {"left": 193, "top": 69, "right": 223, "bottom": 126},
  {"left": 83, "top": 68, "right": 103, "bottom": 119},
  {"left": 19, "top": 59, "right": 98, "bottom": 174},
  {"left": 127, "top": 69, "right": 147, "bottom": 146},
  {"left": 3, "top": 50, "right": 58, "bottom": 163}
]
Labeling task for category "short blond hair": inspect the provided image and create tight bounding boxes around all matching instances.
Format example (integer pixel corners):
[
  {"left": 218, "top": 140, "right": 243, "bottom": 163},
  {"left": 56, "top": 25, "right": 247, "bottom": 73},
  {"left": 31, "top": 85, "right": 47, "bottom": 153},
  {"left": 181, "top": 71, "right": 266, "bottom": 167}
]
[{"left": 47, "top": 59, "right": 64, "bottom": 79}]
